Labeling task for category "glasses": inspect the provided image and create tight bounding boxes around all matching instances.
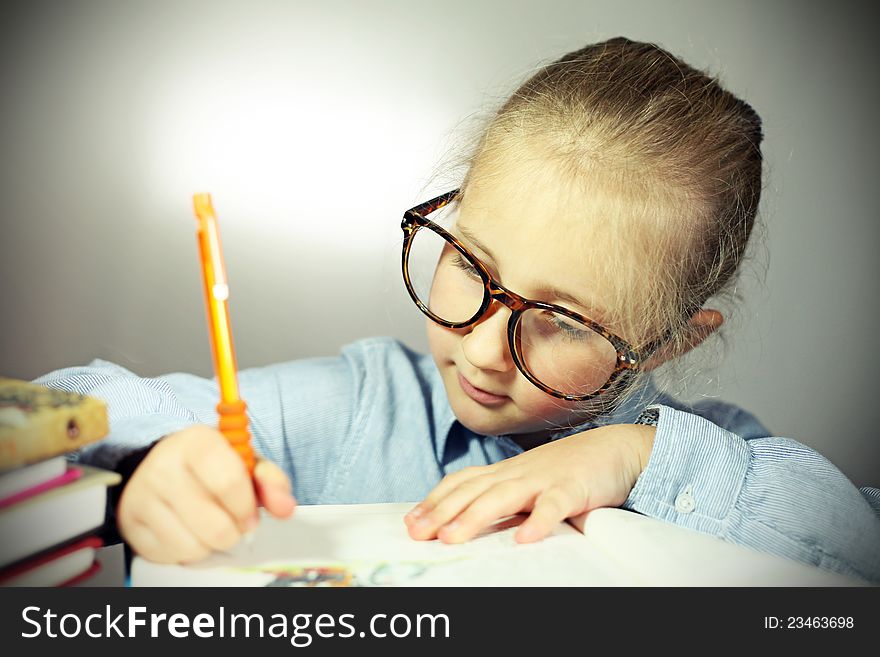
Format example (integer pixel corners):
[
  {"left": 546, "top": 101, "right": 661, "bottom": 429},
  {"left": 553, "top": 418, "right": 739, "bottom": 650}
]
[{"left": 401, "top": 189, "right": 662, "bottom": 402}]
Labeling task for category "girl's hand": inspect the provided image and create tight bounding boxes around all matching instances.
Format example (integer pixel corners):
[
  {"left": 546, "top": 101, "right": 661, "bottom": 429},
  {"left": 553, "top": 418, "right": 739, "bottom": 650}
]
[
  {"left": 117, "top": 425, "right": 297, "bottom": 564},
  {"left": 404, "top": 424, "right": 655, "bottom": 543}
]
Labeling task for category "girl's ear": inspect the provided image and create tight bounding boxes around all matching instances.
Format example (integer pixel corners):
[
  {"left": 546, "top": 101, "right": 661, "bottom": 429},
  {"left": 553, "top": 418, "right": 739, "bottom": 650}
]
[{"left": 640, "top": 309, "right": 723, "bottom": 372}]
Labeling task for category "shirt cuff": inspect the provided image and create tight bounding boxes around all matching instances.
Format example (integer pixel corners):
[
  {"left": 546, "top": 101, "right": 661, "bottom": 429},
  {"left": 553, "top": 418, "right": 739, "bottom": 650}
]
[
  {"left": 621, "top": 404, "right": 751, "bottom": 536},
  {"left": 98, "top": 440, "right": 162, "bottom": 546}
]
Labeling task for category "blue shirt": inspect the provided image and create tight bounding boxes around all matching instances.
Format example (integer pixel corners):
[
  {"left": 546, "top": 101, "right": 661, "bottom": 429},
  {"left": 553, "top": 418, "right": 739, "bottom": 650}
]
[{"left": 35, "top": 336, "right": 880, "bottom": 583}]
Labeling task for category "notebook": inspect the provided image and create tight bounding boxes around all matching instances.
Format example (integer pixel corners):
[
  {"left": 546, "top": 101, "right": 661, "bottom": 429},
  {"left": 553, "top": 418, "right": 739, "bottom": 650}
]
[{"left": 130, "top": 502, "right": 864, "bottom": 587}]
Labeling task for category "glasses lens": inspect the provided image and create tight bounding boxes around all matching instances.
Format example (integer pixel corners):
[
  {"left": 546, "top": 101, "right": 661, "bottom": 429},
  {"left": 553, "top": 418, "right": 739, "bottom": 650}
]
[
  {"left": 517, "top": 308, "right": 618, "bottom": 397},
  {"left": 406, "top": 225, "right": 485, "bottom": 324}
]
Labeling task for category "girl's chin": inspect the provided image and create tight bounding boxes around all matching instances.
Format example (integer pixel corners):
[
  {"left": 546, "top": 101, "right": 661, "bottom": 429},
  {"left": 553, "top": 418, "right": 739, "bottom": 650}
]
[
  {"left": 449, "top": 401, "right": 510, "bottom": 436},
  {"left": 449, "top": 396, "right": 532, "bottom": 437}
]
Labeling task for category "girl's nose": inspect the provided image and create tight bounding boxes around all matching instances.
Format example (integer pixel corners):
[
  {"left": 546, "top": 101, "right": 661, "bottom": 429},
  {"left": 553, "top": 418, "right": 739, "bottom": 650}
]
[{"left": 460, "top": 301, "right": 514, "bottom": 373}]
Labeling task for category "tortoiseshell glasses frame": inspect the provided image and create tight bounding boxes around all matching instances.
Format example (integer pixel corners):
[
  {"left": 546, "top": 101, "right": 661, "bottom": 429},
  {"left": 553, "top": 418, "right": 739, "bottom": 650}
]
[{"left": 401, "top": 189, "right": 665, "bottom": 402}]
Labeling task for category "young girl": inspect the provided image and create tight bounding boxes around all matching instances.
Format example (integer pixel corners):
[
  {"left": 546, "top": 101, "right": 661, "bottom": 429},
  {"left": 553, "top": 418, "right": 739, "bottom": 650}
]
[{"left": 36, "top": 37, "right": 879, "bottom": 582}]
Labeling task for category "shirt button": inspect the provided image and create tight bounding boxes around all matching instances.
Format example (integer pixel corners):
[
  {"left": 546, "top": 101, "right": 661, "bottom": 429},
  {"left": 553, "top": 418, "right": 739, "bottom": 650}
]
[{"left": 675, "top": 486, "right": 695, "bottom": 514}]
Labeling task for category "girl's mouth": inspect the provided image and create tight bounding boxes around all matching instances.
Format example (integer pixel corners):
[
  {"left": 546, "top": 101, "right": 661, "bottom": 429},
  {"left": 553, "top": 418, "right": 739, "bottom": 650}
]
[{"left": 457, "top": 372, "right": 508, "bottom": 406}]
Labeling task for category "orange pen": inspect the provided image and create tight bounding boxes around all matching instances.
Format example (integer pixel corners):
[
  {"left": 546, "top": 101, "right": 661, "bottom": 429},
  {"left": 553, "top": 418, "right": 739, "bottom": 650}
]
[{"left": 191, "top": 193, "right": 257, "bottom": 475}]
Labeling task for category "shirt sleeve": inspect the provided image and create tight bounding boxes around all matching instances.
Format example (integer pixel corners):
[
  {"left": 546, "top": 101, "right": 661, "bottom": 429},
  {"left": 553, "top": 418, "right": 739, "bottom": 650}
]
[
  {"left": 621, "top": 403, "right": 880, "bottom": 584},
  {"left": 32, "top": 359, "right": 204, "bottom": 472},
  {"left": 31, "top": 344, "right": 367, "bottom": 505}
]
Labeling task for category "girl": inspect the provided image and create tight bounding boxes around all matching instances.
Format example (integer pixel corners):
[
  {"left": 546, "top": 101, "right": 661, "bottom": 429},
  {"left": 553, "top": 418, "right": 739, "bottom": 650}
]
[{"left": 36, "top": 37, "right": 879, "bottom": 582}]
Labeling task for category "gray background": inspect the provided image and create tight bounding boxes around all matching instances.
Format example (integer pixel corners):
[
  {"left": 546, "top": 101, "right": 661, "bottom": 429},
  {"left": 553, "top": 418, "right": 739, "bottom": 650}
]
[{"left": 1, "top": 0, "right": 878, "bottom": 487}]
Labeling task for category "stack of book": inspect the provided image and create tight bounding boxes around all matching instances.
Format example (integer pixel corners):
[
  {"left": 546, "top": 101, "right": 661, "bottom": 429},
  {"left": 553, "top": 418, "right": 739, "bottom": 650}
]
[{"left": 0, "top": 377, "right": 120, "bottom": 586}]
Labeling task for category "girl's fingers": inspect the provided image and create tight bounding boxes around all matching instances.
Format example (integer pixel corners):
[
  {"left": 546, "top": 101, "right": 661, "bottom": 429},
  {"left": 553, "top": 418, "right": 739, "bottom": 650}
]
[
  {"left": 514, "top": 486, "right": 580, "bottom": 543},
  {"left": 436, "top": 479, "right": 535, "bottom": 544},
  {"left": 134, "top": 498, "right": 213, "bottom": 564},
  {"left": 123, "top": 520, "right": 171, "bottom": 564},
  {"left": 405, "top": 466, "right": 491, "bottom": 525},
  {"left": 407, "top": 473, "right": 501, "bottom": 540},
  {"left": 254, "top": 459, "right": 297, "bottom": 518},
  {"left": 154, "top": 463, "right": 245, "bottom": 551},
  {"left": 186, "top": 438, "right": 259, "bottom": 531}
]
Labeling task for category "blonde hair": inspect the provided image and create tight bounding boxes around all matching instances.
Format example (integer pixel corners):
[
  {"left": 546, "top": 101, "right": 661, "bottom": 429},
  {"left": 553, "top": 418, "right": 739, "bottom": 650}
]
[{"left": 438, "top": 37, "right": 764, "bottom": 416}]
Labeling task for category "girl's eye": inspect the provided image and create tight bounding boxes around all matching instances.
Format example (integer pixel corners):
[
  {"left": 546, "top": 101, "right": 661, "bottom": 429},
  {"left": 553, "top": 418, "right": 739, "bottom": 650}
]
[
  {"left": 451, "top": 254, "right": 482, "bottom": 279},
  {"left": 546, "top": 312, "right": 593, "bottom": 340}
]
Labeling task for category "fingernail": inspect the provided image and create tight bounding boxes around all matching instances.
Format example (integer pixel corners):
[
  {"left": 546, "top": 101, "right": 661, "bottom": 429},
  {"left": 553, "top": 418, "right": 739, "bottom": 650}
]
[
  {"left": 407, "top": 506, "right": 424, "bottom": 519},
  {"left": 414, "top": 517, "right": 431, "bottom": 530},
  {"left": 441, "top": 521, "right": 459, "bottom": 534}
]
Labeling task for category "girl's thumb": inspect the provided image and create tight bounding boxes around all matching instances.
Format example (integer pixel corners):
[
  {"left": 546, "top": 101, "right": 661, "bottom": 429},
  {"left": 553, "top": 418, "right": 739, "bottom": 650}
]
[{"left": 253, "top": 459, "right": 296, "bottom": 518}]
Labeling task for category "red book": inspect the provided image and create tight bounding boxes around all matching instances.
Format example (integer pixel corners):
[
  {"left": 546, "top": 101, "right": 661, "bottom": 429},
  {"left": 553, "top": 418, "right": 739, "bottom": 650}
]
[
  {"left": 0, "top": 455, "right": 66, "bottom": 499},
  {"left": 0, "top": 535, "right": 103, "bottom": 587},
  {"left": 0, "top": 465, "right": 120, "bottom": 568},
  {"left": 0, "top": 466, "right": 83, "bottom": 509}
]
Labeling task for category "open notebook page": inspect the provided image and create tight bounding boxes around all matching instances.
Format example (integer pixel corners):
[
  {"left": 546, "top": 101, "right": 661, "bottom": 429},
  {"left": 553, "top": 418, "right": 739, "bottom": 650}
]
[
  {"left": 132, "top": 503, "right": 863, "bottom": 587},
  {"left": 132, "top": 502, "right": 637, "bottom": 586}
]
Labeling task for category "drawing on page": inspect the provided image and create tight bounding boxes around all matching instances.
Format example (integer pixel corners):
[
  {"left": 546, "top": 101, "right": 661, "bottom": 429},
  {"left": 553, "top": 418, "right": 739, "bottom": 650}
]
[{"left": 236, "top": 563, "right": 355, "bottom": 587}]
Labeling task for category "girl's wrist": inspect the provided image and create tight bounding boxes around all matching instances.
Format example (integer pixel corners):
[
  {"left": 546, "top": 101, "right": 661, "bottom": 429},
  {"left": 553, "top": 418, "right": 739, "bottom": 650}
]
[{"left": 628, "top": 424, "right": 657, "bottom": 474}]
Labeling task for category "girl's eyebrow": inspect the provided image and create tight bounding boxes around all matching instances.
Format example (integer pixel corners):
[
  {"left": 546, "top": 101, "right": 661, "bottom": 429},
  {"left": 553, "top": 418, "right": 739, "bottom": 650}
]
[
  {"left": 456, "top": 224, "right": 608, "bottom": 323},
  {"left": 456, "top": 224, "right": 498, "bottom": 262}
]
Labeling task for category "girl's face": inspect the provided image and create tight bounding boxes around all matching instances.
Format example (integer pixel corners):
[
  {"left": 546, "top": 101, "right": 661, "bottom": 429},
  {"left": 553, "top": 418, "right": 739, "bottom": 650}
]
[{"left": 427, "top": 160, "right": 638, "bottom": 445}]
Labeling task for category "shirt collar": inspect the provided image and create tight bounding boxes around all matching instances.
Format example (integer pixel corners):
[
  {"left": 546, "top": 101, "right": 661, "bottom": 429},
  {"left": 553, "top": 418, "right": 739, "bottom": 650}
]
[{"left": 428, "top": 362, "right": 460, "bottom": 465}]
